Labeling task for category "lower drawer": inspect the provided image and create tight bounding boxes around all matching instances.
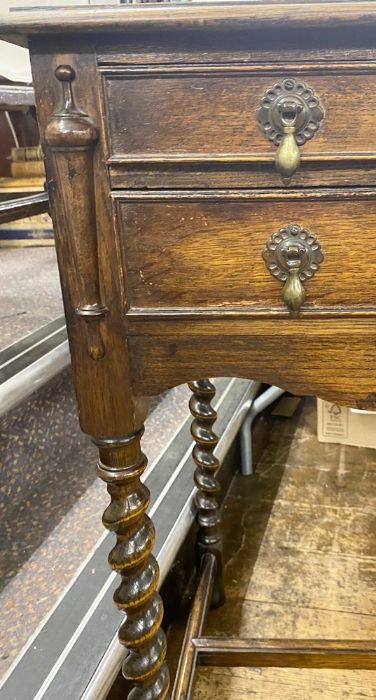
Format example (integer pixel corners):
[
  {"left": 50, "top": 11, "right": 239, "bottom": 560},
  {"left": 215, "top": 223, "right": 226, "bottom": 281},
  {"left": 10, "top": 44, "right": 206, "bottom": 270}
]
[{"left": 113, "top": 189, "right": 376, "bottom": 316}]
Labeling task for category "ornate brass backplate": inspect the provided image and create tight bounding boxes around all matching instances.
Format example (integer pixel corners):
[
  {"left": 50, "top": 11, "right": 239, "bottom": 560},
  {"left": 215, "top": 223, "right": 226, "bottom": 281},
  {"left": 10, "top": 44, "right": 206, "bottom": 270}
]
[
  {"left": 262, "top": 223, "right": 324, "bottom": 312},
  {"left": 256, "top": 78, "right": 325, "bottom": 182}
]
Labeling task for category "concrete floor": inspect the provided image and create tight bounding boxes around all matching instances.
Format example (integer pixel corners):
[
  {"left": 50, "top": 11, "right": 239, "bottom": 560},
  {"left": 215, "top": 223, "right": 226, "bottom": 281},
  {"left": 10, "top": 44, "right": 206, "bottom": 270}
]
[
  {"left": 189, "top": 398, "right": 376, "bottom": 699},
  {"left": 0, "top": 247, "right": 63, "bottom": 350}
]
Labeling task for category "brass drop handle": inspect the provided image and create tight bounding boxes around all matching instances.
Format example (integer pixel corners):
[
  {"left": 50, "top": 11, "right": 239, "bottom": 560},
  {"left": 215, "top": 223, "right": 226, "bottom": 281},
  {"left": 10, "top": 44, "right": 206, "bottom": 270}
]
[
  {"left": 256, "top": 78, "right": 325, "bottom": 185},
  {"left": 262, "top": 224, "right": 324, "bottom": 314},
  {"left": 275, "top": 99, "right": 303, "bottom": 185}
]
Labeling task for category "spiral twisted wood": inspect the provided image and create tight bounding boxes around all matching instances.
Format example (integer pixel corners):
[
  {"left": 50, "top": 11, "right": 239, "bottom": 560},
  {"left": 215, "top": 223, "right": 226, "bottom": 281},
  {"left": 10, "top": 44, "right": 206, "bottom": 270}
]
[
  {"left": 188, "top": 379, "right": 224, "bottom": 606},
  {"left": 95, "top": 431, "right": 169, "bottom": 700}
]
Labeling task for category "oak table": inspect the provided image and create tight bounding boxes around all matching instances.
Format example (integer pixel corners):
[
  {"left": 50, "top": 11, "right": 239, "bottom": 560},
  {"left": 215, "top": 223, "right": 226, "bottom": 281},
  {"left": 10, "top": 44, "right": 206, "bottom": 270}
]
[{"left": 1, "top": 3, "right": 376, "bottom": 698}]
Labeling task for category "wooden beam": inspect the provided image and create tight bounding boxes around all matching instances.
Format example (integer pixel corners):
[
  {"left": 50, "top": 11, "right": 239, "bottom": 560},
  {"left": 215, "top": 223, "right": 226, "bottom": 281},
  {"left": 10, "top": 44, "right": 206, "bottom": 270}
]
[
  {"left": 171, "top": 554, "right": 216, "bottom": 700},
  {"left": 194, "top": 638, "right": 376, "bottom": 669}
]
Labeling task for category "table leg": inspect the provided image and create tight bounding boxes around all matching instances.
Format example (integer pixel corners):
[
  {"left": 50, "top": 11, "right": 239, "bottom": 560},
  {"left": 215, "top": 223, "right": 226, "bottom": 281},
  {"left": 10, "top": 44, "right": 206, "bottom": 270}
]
[
  {"left": 94, "top": 431, "right": 170, "bottom": 699},
  {"left": 188, "top": 379, "right": 225, "bottom": 608},
  {"left": 41, "top": 56, "right": 170, "bottom": 699}
]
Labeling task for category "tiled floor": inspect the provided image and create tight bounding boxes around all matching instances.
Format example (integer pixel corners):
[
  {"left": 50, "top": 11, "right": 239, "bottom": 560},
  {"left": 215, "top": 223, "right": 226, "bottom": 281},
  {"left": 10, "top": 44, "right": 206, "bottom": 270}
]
[{"left": 189, "top": 398, "right": 376, "bottom": 699}]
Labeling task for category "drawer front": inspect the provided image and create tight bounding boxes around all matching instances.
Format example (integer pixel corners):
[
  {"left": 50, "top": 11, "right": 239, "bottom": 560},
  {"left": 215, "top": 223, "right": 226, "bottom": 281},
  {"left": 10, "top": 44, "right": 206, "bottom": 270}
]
[
  {"left": 114, "top": 190, "right": 376, "bottom": 316},
  {"left": 103, "top": 68, "right": 376, "bottom": 188}
]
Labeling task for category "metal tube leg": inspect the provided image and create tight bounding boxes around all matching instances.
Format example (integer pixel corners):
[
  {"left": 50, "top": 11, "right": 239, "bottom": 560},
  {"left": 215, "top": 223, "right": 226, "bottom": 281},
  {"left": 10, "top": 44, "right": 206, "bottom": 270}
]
[{"left": 240, "top": 386, "right": 285, "bottom": 476}]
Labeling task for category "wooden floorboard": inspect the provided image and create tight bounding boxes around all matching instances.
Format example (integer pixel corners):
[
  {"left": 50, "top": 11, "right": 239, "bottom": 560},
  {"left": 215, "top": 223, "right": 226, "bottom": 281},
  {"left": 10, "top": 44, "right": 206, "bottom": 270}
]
[{"left": 192, "top": 397, "right": 376, "bottom": 699}]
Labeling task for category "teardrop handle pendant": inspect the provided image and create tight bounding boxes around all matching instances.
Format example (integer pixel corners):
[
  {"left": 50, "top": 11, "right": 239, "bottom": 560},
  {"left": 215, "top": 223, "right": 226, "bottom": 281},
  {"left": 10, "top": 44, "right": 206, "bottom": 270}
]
[
  {"left": 275, "top": 124, "right": 301, "bottom": 185},
  {"left": 274, "top": 99, "right": 303, "bottom": 184},
  {"left": 282, "top": 268, "right": 305, "bottom": 311}
]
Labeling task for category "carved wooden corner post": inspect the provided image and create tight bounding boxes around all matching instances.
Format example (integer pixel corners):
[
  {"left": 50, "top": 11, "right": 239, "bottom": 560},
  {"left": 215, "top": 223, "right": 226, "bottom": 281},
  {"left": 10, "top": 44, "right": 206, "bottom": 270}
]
[
  {"left": 45, "top": 64, "right": 106, "bottom": 360},
  {"left": 188, "top": 380, "right": 225, "bottom": 608},
  {"left": 44, "top": 64, "right": 169, "bottom": 700}
]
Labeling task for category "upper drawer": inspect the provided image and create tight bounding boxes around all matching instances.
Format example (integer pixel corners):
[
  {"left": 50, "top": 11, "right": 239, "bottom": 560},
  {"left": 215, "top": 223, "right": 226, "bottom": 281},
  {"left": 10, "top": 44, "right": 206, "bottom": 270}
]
[{"left": 102, "top": 66, "right": 376, "bottom": 189}]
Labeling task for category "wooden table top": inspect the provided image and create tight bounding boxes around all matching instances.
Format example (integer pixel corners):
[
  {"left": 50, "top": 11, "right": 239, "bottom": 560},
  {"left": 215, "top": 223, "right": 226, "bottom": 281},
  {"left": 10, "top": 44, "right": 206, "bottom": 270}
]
[{"left": 2, "top": 1, "right": 376, "bottom": 47}]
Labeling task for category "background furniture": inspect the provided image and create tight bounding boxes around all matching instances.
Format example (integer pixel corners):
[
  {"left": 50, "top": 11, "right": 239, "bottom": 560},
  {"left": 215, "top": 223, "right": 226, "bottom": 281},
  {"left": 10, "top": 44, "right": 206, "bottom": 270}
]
[
  {"left": 240, "top": 385, "right": 285, "bottom": 476},
  {"left": 1, "top": 3, "right": 376, "bottom": 698}
]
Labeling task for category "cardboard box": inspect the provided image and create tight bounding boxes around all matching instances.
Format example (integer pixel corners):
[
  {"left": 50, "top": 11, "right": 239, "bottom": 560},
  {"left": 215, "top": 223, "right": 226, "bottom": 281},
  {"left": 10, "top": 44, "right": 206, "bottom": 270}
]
[{"left": 317, "top": 399, "right": 376, "bottom": 449}]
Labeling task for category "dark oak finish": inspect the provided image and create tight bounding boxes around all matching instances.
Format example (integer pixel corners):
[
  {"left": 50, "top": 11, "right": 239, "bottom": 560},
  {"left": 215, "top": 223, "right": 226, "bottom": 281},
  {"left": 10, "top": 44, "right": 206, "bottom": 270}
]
[
  {"left": 45, "top": 64, "right": 107, "bottom": 362},
  {"left": 102, "top": 60, "right": 376, "bottom": 188},
  {"left": 103, "top": 69, "right": 376, "bottom": 169},
  {"left": 188, "top": 380, "right": 224, "bottom": 608},
  {"left": 95, "top": 432, "right": 169, "bottom": 700},
  {"left": 128, "top": 318, "right": 376, "bottom": 408},
  {"left": 115, "top": 191, "right": 376, "bottom": 312},
  {"left": 1, "top": 3, "right": 375, "bottom": 698},
  {"left": 171, "top": 553, "right": 216, "bottom": 700},
  {"left": 5, "top": 2, "right": 376, "bottom": 46}
]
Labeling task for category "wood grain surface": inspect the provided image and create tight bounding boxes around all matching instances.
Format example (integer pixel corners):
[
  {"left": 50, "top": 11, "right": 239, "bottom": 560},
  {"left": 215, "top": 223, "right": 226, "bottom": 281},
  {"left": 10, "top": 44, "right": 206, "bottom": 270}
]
[
  {"left": 103, "top": 71, "right": 376, "bottom": 164},
  {"left": 115, "top": 193, "right": 376, "bottom": 312},
  {"left": 127, "top": 318, "right": 376, "bottom": 407},
  {"left": 4, "top": 3, "right": 376, "bottom": 46},
  {"left": 97, "top": 42, "right": 376, "bottom": 67},
  {"left": 29, "top": 43, "right": 142, "bottom": 436},
  {"left": 108, "top": 161, "right": 376, "bottom": 190}
]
